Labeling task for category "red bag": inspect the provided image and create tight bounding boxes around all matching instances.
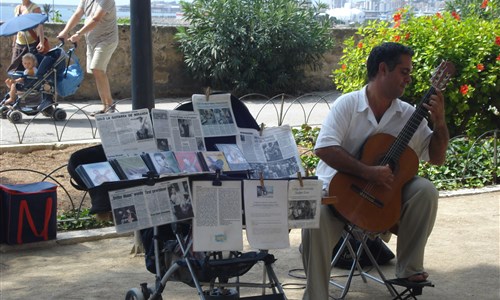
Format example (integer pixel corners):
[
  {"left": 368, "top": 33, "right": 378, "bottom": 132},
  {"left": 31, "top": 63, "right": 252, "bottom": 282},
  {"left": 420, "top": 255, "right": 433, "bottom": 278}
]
[{"left": 0, "top": 182, "right": 57, "bottom": 245}]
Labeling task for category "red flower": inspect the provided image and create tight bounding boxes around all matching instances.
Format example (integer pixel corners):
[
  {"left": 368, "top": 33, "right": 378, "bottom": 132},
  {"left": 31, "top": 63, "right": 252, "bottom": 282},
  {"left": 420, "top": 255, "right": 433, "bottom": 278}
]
[
  {"left": 394, "top": 21, "right": 400, "bottom": 28},
  {"left": 481, "top": 0, "right": 488, "bottom": 8},
  {"left": 452, "top": 11, "right": 460, "bottom": 20},
  {"left": 405, "top": 33, "right": 411, "bottom": 40},
  {"left": 393, "top": 13, "right": 402, "bottom": 22},
  {"left": 357, "top": 42, "right": 363, "bottom": 49},
  {"left": 341, "top": 64, "right": 347, "bottom": 71},
  {"left": 460, "top": 85, "right": 469, "bottom": 95},
  {"left": 394, "top": 35, "right": 401, "bottom": 42},
  {"left": 496, "top": 54, "right": 500, "bottom": 61},
  {"left": 436, "top": 12, "right": 443, "bottom": 18},
  {"left": 477, "top": 64, "right": 485, "bottom": 72},
  {"left": 496, "top": 36, "right": 500, "bottom": 46}
]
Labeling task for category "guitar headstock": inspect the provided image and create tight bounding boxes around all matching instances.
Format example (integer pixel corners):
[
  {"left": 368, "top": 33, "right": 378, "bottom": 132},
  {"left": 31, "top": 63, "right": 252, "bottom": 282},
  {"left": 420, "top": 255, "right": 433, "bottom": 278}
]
[{"left": 430, "top": 60, "right": 456, "bottom": 91}]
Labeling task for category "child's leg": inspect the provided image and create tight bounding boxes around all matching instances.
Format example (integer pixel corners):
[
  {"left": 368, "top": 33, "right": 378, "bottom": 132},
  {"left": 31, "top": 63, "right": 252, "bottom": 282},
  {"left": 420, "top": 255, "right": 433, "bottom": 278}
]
[{"left": 6, "top": 84, "right": 17, "bottom": 105}]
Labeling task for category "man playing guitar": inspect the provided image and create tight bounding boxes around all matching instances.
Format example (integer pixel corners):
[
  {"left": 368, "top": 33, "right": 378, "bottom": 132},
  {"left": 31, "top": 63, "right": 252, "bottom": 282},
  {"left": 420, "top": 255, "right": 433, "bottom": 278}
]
[{"left": 301, "top": 42, "right": 450, "bottom": 300}]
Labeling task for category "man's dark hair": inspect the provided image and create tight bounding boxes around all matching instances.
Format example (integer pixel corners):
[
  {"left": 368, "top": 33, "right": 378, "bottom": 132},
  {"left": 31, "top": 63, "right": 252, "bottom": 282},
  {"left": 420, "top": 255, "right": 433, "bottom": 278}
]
[{"left": 366, "top": 42, "right": 414, "bottom": 81}]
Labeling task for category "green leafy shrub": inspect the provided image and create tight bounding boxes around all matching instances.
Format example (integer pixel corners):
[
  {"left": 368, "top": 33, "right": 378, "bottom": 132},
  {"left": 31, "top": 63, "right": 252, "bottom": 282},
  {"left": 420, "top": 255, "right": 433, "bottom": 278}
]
[
  {"left": 332, "top": 4, "right": 500, "bottom": 137},
  {"left": 58, "top": 208, "right": 113, "bottom": 231},
  {"left": 418, "top": 131, "right": 500, "bottom": 189},
  {"left": 175, "top": 0, "right": 334, "bottom": 94}
]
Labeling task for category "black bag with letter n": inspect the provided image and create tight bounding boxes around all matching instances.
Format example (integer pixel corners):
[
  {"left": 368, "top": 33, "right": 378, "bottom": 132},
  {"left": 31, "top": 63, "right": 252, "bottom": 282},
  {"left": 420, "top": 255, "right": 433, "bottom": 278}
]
[{"left": 0, "top": 182, "right": 57, "bottom": 245}]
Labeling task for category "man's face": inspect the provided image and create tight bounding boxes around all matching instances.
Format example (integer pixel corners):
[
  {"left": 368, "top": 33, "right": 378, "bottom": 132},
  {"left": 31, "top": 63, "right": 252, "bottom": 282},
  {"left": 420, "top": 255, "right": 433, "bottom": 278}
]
[{"left": 384, "top": 54, "right": 413, "bottom": 98}]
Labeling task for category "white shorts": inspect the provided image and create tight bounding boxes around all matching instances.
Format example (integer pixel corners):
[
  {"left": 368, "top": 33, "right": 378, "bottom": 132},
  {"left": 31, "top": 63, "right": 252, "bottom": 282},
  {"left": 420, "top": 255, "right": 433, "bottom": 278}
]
[{"left": 86, "top": 41, "right": 118, "bottom": 74}]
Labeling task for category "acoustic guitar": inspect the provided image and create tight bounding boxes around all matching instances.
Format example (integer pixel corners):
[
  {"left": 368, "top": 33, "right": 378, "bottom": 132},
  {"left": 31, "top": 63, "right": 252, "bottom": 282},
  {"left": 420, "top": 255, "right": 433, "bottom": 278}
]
[{"left": 323, "top": 61, "right": 456, "bottom": 232}]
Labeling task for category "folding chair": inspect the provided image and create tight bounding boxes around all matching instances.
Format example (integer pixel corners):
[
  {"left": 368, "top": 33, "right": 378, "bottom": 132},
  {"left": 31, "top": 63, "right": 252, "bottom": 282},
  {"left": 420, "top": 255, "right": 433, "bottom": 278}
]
[
  {"left": 329, "top": 224, "right": 434, "bottom": 300},
  {"left": 329, "top": 224, "right": 396, "bottom": 299}
]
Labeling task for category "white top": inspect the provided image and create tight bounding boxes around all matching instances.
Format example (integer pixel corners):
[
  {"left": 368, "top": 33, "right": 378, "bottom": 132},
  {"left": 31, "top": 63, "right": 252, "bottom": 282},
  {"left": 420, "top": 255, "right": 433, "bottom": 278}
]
[{"left": 314, "top": 85, "right": 433, "bottom": 189}]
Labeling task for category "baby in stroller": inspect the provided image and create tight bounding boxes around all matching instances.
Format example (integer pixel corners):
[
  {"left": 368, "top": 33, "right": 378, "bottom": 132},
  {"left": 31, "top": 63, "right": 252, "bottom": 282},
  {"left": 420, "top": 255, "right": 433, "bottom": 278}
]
[
  {"left": 0, "top": 43, "right": 77, "bottom": 123},
  {"left": 3, "top": 52, "right": 38, "bottom": 108}
]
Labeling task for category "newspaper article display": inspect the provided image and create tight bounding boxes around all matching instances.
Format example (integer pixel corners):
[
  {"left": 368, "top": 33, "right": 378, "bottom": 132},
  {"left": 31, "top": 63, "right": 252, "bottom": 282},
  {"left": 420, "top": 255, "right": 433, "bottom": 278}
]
[
  {"left": 95, "top": 109, "right": 158, "bottom": 159},
  {"left": 243, "top": 180, "right": 290, "bottom": 249},
  {"left": 151, "top": 109, "right": 206, "bottom": 152},
  {"left": 109, "top": 178, "right": 193, "bottom": 233},
  {"left": 192, "top": 180, "right": 243, "bottom": 251},
  {"left": 192, "top": 94, "right": 238, "bottom": 137},
  {"left": 237, "top": 125, "right": 305, "bottom": 179},
  {"left": 287, "top": 179, "right": 322, "bottom": 229}
]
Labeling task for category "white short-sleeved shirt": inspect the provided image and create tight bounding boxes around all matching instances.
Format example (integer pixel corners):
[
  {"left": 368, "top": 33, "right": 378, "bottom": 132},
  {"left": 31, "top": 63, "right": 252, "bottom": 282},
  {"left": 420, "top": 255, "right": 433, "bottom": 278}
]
[{"left": 314, "top": 85, "right": 433, "bottom": 189}]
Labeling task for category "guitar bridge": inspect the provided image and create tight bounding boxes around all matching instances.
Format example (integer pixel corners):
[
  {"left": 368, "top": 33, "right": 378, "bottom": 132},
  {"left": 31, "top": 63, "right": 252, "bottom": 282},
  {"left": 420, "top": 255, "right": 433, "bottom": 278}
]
[{"left": 351, "top": 185, "right": 384, "bottom": 208}]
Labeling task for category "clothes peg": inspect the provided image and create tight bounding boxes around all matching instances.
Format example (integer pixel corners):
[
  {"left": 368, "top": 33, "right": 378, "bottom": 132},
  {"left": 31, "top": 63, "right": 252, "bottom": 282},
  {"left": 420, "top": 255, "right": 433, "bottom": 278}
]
[
  {"left": 259, "top": 172, "right": 265, "bottom": 189},
  {"left": 212, "top": 169, "right": 222, "bottom": 186},
  {"left": 205, "top": 87, "right": 211, "bottom": 101},
  {"left": 259, "top": 123, "right": 265, "bottom": 136},
  {"left": 297, "top": 171, "right": 304, "bottom": 187}
]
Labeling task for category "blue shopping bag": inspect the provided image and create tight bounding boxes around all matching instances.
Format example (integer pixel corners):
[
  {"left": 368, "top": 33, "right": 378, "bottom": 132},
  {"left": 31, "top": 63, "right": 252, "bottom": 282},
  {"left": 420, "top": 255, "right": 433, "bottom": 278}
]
[{"left": 57, "top": 53, "right": 84, "bottom": 97}]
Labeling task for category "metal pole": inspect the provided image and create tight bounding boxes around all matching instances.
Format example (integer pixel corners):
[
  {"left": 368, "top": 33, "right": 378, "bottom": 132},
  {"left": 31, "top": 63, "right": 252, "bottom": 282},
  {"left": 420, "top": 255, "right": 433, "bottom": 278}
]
[{"left": 130, "top": 0, "right": 154, "bottom": 110}]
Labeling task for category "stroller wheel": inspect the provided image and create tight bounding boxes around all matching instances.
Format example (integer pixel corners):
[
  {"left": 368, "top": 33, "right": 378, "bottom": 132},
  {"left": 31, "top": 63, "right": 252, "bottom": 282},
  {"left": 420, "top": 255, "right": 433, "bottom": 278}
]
[
  {"left": 0, "top": 106, "right": 9, "bottom": 119},
  {"left": 7, "top": 110, "right": 22, "bottom": 123},
  {"left": 125, "top": 287, "right": 162, "bottom": 300},
  {"left": 52, "top": 108, "right": 67, "bottom": 121}
]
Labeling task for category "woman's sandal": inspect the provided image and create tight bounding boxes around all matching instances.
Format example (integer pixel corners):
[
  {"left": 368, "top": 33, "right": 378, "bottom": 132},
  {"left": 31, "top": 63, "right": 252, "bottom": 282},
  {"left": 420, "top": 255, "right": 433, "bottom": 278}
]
[{"left": 90, "top": 104, "right": 116, "bottom": 117}]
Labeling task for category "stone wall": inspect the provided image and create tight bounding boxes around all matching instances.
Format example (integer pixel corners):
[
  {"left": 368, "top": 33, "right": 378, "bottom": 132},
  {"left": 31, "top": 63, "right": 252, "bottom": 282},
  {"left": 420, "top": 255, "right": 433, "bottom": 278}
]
[{"left": 0, "top": 24, "right": 356, "bottom": 100}]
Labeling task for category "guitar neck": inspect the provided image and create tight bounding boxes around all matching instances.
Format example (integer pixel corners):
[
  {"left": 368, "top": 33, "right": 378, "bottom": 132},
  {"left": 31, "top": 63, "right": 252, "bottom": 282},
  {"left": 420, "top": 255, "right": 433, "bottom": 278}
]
[{"left": 382, "top": 86, "right": 435, "bottom": 165}]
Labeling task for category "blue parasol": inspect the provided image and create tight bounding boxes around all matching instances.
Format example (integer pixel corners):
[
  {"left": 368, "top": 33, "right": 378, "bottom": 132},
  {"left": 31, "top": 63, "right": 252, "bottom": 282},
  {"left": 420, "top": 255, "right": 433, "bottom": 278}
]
[{"left": 0, "top": 13, "right": 48, "bottom": 37}]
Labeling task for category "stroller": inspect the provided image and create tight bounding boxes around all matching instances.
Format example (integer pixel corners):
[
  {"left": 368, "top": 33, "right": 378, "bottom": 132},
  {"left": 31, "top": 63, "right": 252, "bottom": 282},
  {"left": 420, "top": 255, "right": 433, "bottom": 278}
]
[{"left": 1, "top": 41, "right": 82, "bottom": 123}]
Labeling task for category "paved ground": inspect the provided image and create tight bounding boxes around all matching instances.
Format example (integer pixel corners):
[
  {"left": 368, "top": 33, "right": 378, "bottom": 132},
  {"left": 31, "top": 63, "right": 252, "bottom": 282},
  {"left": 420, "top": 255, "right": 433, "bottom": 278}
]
[{"left": 1, "top": 188, "right": 499, "bottom": 300}]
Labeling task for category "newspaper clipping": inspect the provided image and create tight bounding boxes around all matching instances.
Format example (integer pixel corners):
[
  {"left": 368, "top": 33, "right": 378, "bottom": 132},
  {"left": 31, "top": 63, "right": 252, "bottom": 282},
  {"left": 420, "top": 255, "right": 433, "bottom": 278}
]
[
  {"left": 191, "top": 180, "right": 244, "bottom": 251},
  {"left": 95, "top": 108, "right": 157, "bottom": 159},
  {"left": 287, "top": 179, "right": 322, "bottom": 229},
  {"left": 237, "top": 125, "right": 305, "bottom": 179},
  {"left": 151, "top": 109, "right": 206, "bottom": 152},
  {"left": 243, "top": 180, "right": 290, "bottom": 249},
  {"left": 109, "top": 178, "right": 194, "bottom": 233},
  {"left": 192, "top": 93, "right": 238, "bottom": 137}
]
